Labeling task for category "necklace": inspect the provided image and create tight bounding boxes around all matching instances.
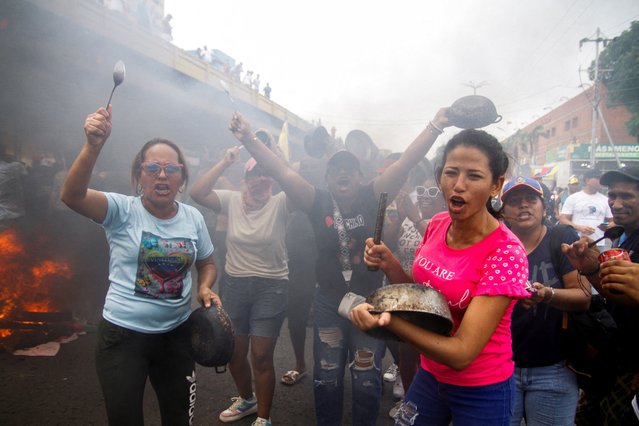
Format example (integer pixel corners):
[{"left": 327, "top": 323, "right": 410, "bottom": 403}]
[{"left": 526, "top": 225, "right": 546, "bottom": 254}]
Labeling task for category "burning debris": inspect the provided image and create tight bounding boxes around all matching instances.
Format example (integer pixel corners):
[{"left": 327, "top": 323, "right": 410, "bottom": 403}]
[{"left": 0, "top": 227, "right": 79, "bottom": 351}]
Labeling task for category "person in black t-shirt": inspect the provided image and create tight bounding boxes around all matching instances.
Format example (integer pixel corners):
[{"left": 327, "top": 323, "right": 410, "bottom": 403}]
[{"left": 228, "top": 109, "right": 449, "bottom": 426}]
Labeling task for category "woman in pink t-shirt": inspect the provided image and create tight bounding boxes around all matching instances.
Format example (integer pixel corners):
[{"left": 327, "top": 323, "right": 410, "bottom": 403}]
[{"left": 350, "top": 129, "right": 530, "bottom": 425}]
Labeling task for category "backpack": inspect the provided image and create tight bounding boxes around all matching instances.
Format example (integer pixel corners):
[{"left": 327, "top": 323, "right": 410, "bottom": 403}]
[{"left": 548, "top": 224, "right": 619, "bottom": 396}]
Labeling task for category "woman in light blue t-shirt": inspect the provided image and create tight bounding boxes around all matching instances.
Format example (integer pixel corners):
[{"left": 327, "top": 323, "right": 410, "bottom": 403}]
[{"left": 61, "top": 105, "right": 219, "bottom": 426}]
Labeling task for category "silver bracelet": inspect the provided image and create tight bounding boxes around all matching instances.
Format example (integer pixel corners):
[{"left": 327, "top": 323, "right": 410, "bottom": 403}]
[
  {"left": 545, "top": 287, "right": 556, "bottom": 304},
  {"left": 428, "top": 121, "right": 444, "bottom": 134}
]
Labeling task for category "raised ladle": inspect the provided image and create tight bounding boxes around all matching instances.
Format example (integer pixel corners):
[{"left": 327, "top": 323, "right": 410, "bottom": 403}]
[
  {"left": 106, "top": 60, "right": 126, "bottom": 108},
  {"left": 219, "top": 79, "right": 237, "bottom": 110},
  {"left": 587, "top": 225, "right": 624, "bottom": 248}
]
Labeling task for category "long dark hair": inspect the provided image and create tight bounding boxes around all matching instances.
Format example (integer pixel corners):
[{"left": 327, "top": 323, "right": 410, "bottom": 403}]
[
  {"left": 131, "top": 138, "right": 189, "bottom": 190},
  {"left": 435, "top": 129, "right": 509, "bottom": 218}
]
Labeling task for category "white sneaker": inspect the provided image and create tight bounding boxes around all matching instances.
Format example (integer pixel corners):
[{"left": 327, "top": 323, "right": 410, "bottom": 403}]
[
  {"left": 251, "top": 417, "right": 271, "bottom": 426},
  {"left": 383, "top": 363, "right": 398, "bottom": 382},
  {"left": 219, "top": 394, "right": 258, "bottom": 423},
  {"left": 393, "top": 375, "right": 404, "bottom": 399}
]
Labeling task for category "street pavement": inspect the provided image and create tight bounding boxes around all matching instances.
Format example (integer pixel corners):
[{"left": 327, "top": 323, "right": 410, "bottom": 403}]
[{"left": 0, "top": 318, "right": 399, "bottom": 425}]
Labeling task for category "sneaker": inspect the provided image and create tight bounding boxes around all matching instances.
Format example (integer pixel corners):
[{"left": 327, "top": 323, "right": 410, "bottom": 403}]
[
  {"left": 251, "top": 417, "right": 271, "bottom": 426},
  {"left": 393, "top": 375, "right": 405, "bottom": 399},
  {"left": 383, "top": 363, "right": 398, "bottom": 382},
  {"left": 219, "top": 395, "right": 258, "bottom": 423},
  {"left": 388, "top": 400, "right": 402, "bottom": 419}
]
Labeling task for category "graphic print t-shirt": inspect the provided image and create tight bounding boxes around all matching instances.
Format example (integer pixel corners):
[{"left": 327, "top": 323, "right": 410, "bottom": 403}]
[
  {"left": 307, "top": 183, "right": 383, "bottom": 306},
  {"left": 560, "top": 191, "right": 612, "bottom": 241},
  {"left": 413, "top": 212, "right": 529, "bottom": 386},
  {"left": 101, "top": 193, "right": 214, "bottom": 333}
]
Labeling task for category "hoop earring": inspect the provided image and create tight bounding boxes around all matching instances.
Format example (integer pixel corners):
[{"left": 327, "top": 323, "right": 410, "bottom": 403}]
[
  {"left": 178, "top": 186, "right": 184, "bottom": 194},
  {"left": 137, "top": 184, "right": 143, "bottom": 196}
]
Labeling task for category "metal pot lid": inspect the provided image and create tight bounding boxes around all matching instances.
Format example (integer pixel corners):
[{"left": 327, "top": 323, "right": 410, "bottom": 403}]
[
  {"left": 186, "top": 305, "right": 235, "bottom": 367},
  {"left": 447, "top": 95, "right": 502, "bottom": 129},
  {"left": 365, "top": 283, "right": 453, "bottom": 341}
]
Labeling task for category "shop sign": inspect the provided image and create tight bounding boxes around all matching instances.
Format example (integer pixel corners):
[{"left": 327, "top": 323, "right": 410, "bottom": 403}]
[{"left": 571, "top": 143, "right": 639, "bottom": 159}]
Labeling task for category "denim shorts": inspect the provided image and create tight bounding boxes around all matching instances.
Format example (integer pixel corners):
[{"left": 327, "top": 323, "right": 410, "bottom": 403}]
[{"left": 221, "top": 274, "right": 288, "bottom": 338}]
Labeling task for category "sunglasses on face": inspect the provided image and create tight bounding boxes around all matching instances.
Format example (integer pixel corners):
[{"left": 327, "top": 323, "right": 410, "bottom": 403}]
[
  {"left": 141, "top": 162, "right": 183, "bottom": 176},
  {"left": 415, "top": 186, "right": 441, "bottom": 198}
]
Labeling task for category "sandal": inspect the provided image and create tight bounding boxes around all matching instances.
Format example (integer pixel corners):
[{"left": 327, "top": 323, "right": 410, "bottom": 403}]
[{"left": 281, "top": 370, "right": 307, "bottom": 385}]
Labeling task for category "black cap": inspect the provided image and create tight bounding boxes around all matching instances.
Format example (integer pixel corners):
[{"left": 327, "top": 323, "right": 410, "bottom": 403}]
[
  {"left": 327, "top": 150, "right": 360, "bottom": 171},
  {"left": 601, "top": 166, "right": 639, "bottom": 186}
]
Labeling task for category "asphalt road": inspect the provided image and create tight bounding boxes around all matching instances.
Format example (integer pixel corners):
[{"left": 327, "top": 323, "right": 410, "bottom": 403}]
[{"left": 0, "top": 319, "right": 399, "bottom": 425}]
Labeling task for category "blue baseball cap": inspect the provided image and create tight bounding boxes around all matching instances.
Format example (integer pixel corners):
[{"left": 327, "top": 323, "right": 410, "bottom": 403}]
[{"left": 501, "top": 176, "right": 544, "bottom": 202}]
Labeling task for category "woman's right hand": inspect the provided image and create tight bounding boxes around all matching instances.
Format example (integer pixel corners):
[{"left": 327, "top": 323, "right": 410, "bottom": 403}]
[
  {"left": 84, "top": 106, "right": 112, "bottom": 148},
  {"left": 364, "top": 237, "right": 392, "bottom": 271}
]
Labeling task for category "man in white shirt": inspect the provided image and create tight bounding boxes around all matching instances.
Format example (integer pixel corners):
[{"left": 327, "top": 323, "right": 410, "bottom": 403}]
[{"left": 559, "top": 169, "right": 614, "bottom": 250}]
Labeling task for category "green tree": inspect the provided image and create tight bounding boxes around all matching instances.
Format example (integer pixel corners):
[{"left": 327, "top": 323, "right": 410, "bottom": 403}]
[{"left": 591, "top": 21, "right": 639, "bottom": 138}]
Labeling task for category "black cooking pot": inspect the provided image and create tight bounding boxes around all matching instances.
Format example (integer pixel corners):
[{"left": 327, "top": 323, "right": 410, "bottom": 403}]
[
  {"left": 186, "top": 305, "right": 235, "bottom": 371},
  {"left": 447, "top": 95, "right": 502, "bottom": 129},
  {"left": 365, "top": 283, "right": 453, "bottom": 342}
]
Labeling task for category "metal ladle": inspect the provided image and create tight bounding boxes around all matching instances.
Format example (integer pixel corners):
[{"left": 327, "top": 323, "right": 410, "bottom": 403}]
[
  {"left": 106, "top": 60, "right": 126, "bottom": 108},
  {"left": 588, "top": 225, "right": 624, "bottom": 248},
  {"left": 219, "top": 79, "right": 237, "bottom": 110}
]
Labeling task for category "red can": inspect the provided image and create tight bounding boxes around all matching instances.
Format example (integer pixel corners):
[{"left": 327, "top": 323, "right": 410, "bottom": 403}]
[{"left": 598, "top": 248, "right": 631, "bottom": 263}]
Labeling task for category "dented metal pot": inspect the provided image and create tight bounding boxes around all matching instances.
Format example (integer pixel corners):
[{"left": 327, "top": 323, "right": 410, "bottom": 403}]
[
  {"left": 447, "top": 95, "right": 502, "bottom": 129},
  {"left": 365, "top": 283, "right": 453, "bottom": 341}
]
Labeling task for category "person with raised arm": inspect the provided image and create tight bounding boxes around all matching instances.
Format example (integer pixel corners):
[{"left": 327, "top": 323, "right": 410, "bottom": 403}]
[
  {"left": 61, "top": 106, "right": 219, "bottom": 425},
  {"left": 228, "top": 110, "right": 448, "bottom": 425},
  {"left": 350, "top": 130, "right": 530, "bottom": 425},
  {"left": 189, "top": 130, "right": 292, "bottom": 426}
]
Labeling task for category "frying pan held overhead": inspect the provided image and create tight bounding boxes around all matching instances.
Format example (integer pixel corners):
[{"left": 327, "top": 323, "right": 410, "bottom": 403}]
[
  {"left": 447, "top": 95, "right": 502, "bottom": 129},
  {"left": 186, "top": 305, "right": 235, "bottom": 372},
  {"left": 365, "top": 283, "right": 453, "bottom": 342}
]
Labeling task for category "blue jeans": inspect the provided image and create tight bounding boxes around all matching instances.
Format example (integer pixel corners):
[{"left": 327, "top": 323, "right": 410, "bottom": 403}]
[
  {"left": 312, "top": 289, "right": 385, "bottom": 426},
  {"left": 511, "top": 361, "right": 579, "bottom": 426},
  {"left": 396, "top": 367, "right": 515, "bottom": 426}
]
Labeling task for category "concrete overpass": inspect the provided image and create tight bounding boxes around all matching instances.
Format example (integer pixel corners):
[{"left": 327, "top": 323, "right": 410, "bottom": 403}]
[{"left": 0, "top": 0, "right": 312, "bottom": 171}]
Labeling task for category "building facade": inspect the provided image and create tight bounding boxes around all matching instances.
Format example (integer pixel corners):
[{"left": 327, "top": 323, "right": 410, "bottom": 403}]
[{"left": 503, "top": 85, "right": 637, "bottom": 186}]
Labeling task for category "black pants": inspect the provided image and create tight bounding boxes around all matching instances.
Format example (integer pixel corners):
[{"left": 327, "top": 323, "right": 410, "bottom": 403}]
[{"left": 95, "top": 319, "right": 196, "bottom": 426}]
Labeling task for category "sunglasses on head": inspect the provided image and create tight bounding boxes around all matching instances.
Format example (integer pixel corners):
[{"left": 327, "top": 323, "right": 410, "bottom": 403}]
[
  {"left": 141, "top": 162, "right": 183, "bottom": 176},
  {"left": 415, "top": 186, "right": 441, "bottom": 198}
]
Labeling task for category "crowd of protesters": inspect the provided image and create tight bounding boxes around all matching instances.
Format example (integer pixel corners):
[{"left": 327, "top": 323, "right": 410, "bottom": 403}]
[
  {"left": 4, "top": 3, "right": 638, "bottom": 426},
  {"left": 4, "top": 103, "right": 639, "bottom": 425},
  {"left": 6, "top": 100, "right": 639, "bottom": 424}
]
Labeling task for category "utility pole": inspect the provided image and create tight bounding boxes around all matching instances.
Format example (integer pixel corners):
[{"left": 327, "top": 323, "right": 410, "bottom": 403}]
[{"left": 580, "top": 28, "right": 614, "bottom": 168}]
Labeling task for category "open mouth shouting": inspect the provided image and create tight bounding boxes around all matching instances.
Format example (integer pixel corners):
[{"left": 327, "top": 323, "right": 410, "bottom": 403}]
[
  {"left": 449, "top": 195, "right": 466, "bottom": 213},
  {"left": 153, "top": 183, "right": 172, "bottom": 196},
  {"left": 335, "top": 174, "right": 352, "bottom": 190}
]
